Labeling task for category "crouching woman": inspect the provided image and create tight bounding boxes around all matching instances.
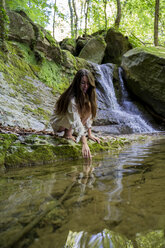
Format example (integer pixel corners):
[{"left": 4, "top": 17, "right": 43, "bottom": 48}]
[{"left": 50, "top": 69, "right": 100, "bottom": 159}]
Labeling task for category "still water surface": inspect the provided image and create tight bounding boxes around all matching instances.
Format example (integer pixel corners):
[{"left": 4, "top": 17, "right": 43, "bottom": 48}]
[{"left": 0, "top": 136, "right": 165, "bottom": 248}]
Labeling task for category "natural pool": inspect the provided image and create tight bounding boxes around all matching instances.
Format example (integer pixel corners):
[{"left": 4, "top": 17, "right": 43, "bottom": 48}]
[{"left": 0, "top": 135, "right": 165, "bottom": 248}]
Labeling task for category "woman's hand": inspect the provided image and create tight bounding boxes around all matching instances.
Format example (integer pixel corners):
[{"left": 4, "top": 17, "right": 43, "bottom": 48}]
[
  {"left": 82, "top": 143, "right": 91, "bottom": 159},
  {"left": 88, "top": 134, "right": 100, "bottom": 143},
  {"left": 81, "top": 135, "right": 91, "bottom": 159},
  {"left": 88, "top": 128, "right": 100, "bottom": 143}
]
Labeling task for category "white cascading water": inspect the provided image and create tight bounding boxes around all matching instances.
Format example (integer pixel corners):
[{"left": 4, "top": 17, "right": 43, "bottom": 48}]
[{"left": 94, "top": 63, "right": 155, "bottom": 133}]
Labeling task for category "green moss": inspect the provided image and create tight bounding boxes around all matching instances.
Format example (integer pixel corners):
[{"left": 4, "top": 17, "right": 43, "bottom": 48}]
[
  {"left": 125, "top": 46, "right": 165, "bottom": 59},
  {"left": 23, "top": 105, "right": 51, "bottom": 121},
  {"left": 0, "top": 40, "right": 90, "bottom": 98},
  {"left": 97, "top": 35, "right": 106, "bottom": 46},
  {"left": 0, "top": 42, "right": 37, "bottom": 89},
  {"left": 5, "top": 144, "right": 57, "bottom": 167},
  {"left": 0, "top": 133, "right": 146, "bottom": 168},
  {"left": 88, "top": 137, "right": 127, "bottom": 153},
  {"left": 38, "top": 59, "right": 70, "bottom": 93},
  {"left": 144, "top": 46, "right": 165, "bottom": 58},
  {"left": 39, "top": 30, "right": 45, "bottom": 40},
  {"left": 12, "top": 42, "right": 37, "bottom": 65},
  {"left": 52, "top": 144, "right": 81, "bottom": 158},
  {"left": 45, "top": 31, "right": 57, "bottom": 47},
  {"left": 0, "top": 134, "right": 18, "bottom": 167},
  {"left": 61, "top": 38, "right": 76, "bottom": 48}
]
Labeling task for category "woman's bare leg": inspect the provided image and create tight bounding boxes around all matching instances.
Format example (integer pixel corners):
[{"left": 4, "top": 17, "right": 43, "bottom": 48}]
[{"left": 63, "top": 127, "right": 76, "bottom": 142}]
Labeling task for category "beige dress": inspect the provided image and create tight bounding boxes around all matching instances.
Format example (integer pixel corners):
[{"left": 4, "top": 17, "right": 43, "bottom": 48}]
[{"left": 50, "top": 97, "right": 92, "bottom": 142}]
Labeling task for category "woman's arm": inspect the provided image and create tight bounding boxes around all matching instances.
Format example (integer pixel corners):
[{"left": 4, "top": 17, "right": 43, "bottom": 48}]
[
  {"left": 68, "top": 98, "right": 85, "bottom": 143},
  {"left": 88, "top": 128, "right": 100, "bottom": 143},
  {"left": 81, "top": 135, "right": 91, "bottom": 159}
]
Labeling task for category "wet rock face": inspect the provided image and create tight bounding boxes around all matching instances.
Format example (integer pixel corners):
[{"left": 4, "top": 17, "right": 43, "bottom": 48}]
[
  {"left": 121, "top": 47, "right": 165, "bottom": 119},
  {"left": 0, "top": 72, "right": 55, "bottom": 131}
]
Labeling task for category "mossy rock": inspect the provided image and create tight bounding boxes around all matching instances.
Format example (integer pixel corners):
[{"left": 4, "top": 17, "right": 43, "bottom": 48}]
[
  {"left": 122, "top": 46, "right": 165, "bottom": 119},
  {"left": 103, "top": 28, "right": 133, "bottom": 65},
  {"left": 78, "top": 36, "right": 106, "bottom": 64},
  {"left": 0, "top": 134, "right": 18, "bottom": 167},
  {"left": 60, "top": 38, "right": 76, "bottom": 55},
  {"left": 0, "top": 133, "right": 132, "bottom": 168}
]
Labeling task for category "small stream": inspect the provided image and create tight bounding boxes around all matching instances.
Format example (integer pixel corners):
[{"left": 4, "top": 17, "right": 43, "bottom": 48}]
[{"left": 1, "top": 135, "right": 165, "bottom": 248}]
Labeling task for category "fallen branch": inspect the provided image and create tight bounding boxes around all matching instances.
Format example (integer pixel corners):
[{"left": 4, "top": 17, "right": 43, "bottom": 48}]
[
  {"left": 130, "top": 33, "right": 147, "bottom": 45},
  {"left": 0, "top": 124, "right": 54, "bottom": 136},
  {"left": 4, "top": 181, "right": 76, "bottom": 248}
]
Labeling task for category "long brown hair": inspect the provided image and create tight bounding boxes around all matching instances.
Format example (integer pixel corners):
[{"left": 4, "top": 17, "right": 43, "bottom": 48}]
[{"left": 55, "top": 69, "right": 97, "bottom": 118}]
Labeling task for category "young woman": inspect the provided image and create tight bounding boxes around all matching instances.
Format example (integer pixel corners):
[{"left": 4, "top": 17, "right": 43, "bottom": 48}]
[{"left": 50, "top": 68, "right": 100, "bottom": 158}]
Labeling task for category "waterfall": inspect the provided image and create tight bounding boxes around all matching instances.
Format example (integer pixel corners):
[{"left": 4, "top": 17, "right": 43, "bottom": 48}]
[{"left": 93, "top": 63, "right": 155, "bottom": 134}]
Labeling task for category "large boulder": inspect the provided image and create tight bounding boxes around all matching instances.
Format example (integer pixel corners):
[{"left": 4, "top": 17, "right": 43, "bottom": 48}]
[
  {"left": 8, "top": 11, "right": 62, "bottom": 63},
  {"left": 8, "top": 11, "right": 35, "bottom": 45},
  {"left": 75, "top": 36, "right": 91, "bottom": 56},
  {"left": 78, "top": 36, "right": 106, "bottom": 64},
  {"left": 59, "top": 38, "right": 76, "bottom": 55},
  {"left": 121, "top": 47, "right": 165, "bottom": 119},
  {"left": 103, "top": 28, "right": 132, "bottom": 65}
]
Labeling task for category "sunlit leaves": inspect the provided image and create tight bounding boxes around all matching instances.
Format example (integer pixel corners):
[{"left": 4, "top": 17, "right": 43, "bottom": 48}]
[
  {"left": 6, "top": 0, "right": 51, "bottom": 27},
  {"left": 4, "top": 0, "right": 165, "bottom": 45}
]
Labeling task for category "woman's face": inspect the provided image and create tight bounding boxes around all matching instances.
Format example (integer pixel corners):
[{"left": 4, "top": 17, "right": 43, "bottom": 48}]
[{"left": 80, "top": 76, "right": 90, "bottom": 94}]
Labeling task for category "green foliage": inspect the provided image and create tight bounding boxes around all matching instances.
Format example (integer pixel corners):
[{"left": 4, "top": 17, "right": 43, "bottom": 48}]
[
  {"left": 64, "top": 0, "right": 165, "bottom": 46},
  {"left": 0, "top": 3, "right": 9, "bottom": 49},
  {"left": 6, "top": 0, "right": 51, "bottom": 27},
  {"left": 2, "top": 0, "right": 165, "bottom": 48},
  {"left": 118, "top": 0, "right": 165, "bottom": 46}
]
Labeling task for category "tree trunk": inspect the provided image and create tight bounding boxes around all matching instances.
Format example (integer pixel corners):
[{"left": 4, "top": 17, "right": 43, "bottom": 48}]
[
  {"left": 72, "top": 0, "right": 78, "bottom": 39},
  {"left": 68, "top": 0, "right": 74, "bottom": 38},
  {"left": 84, "top": 0, "right": 89, "bottom": 36},
  {"left": 0, "top": 0, "right": 8, "bottom": 51},
  {"left": 52, "top": 0, "right": 57, "bottom": 39},
  {"left": 79, "top": 1, "right": 84, "bottom": 33},
  {"left": 154, "top": 0, "right": 159, "bottom": 46},
  {"left": 114, "top": 0, "right": 121, "bottom": 28},
  {"left": 103, "top": 0, "right": 107, "bottom": 30}
]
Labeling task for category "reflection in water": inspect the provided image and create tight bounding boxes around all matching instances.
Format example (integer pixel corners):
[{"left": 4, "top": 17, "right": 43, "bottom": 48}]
[
  {"left": 1, "top": 137, "right": 165, "bottom": 248},
  {"left": 94, "top": 140, "right": 155, "bottom": 223},
  {"left": 65, "top": 229, "right": 134, "bottom": 248},
  {"left": 77, "top": 159, "right": 95, "bottom": 200},
  {"left": 65, "top": 229, "right": 165, "bottom": 248}
]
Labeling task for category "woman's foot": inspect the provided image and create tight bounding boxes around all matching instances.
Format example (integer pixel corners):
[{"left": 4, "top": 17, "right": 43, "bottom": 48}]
[
  {"left": 63, "top": 128, "right": 76, "bottom": 142},
  {"left": 63, "top": 135, "right": 76, "bottom": 142}
]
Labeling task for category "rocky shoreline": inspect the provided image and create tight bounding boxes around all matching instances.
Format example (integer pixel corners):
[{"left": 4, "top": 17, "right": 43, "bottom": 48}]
[{"left": 1, "top": 124, "right": 164, "bottom": 169}]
